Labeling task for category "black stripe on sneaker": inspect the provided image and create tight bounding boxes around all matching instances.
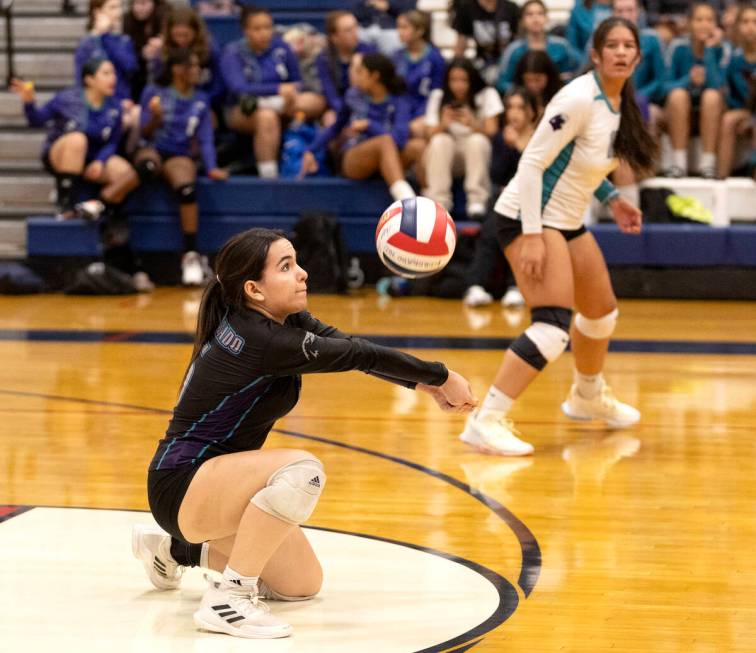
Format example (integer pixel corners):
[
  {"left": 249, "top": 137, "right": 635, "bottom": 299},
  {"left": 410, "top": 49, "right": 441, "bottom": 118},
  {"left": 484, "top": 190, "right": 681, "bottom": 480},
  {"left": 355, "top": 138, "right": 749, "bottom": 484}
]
[
  {"left": 217, "top": 610, "right": 236, "bottom": 617},
  {"left": 212, "top": 604, "right": 231, "bottom": 611},
  {"left": 226, "top": 615, "right": 245, "bottom": 624}
]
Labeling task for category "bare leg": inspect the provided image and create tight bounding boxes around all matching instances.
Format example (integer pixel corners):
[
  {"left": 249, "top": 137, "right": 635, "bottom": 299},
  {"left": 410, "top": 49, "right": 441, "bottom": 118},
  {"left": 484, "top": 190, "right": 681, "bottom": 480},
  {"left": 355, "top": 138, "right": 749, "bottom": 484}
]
[
  {"left": 699, "top": 88, "right": 724, "bottom": 166},
  {"left": 665, "top": 88, "right": 691, "bottom": 152},
  {"left": 162, "top": 156, "right": 198, "bottom": 236},
  {"left": 98, "top": 155, "right": 139, "bottom": 204},
  {"left": 342, "top": 134, "right": 406, "bottom": 185},
  {"left": 716, "top": 109, "right": 750, "bottom": 179}
]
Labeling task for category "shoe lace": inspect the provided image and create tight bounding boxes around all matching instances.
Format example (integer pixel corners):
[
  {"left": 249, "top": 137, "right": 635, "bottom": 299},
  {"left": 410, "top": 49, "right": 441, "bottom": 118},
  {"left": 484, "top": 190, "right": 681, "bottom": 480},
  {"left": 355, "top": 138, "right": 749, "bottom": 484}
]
[
  {"left": 228, "top": 590, "right": 272, "bottom": 617},
  {"left": 491, "top": 416, "right": 523, "bottom": 440}
]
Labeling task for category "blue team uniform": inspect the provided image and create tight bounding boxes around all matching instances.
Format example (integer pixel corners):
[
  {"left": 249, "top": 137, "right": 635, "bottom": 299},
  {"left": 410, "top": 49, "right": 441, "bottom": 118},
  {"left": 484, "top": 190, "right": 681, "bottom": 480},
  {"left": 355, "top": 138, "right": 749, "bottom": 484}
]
[
  {"left": 632, "top": 28, "right": 666, "bottom": 106},
  {"left": 308, "top": 87, "right": 411, "bottom": 154},
  {"left": 23, "top": 87, "right": 122, "bottom": 163},
  {"left": 724, "top": 48, "right": 756, "bottom": 109},
  {"left": 139, "top": 84, "right": 217, "bottom": 172},
  {"left": 315, "top": 42, "right": 375, "bottom": 113},
  {"left": 220, "top": 36, "right": 301, "bottom": 105},
  {"left": 392, "top": 44, "right": 446, "bottom": 119},
  {"left": 75, "top": 33, "right": 138, "bottom": 101},
  {"left": 565, "top": 2, "right": 613, "bottom": 55},
  {"left": 663, "top": 37, "right": 731, "bottom": 102},
  {"left": 496, "top": 36, "right": 580, "bottom": 92}
]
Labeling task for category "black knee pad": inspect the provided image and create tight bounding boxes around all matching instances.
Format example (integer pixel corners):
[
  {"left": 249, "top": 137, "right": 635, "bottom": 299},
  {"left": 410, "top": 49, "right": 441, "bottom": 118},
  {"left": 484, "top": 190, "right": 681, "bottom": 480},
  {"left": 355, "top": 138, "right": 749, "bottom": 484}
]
[
  {"left": 135, "top": 159, "right": 158, "bottom": 182},
  {"left": 175, "top": 183, "right": 196, "bottom": 204},
  {"left": 530, "top": 306, "right": 573, "bottom": 333}
]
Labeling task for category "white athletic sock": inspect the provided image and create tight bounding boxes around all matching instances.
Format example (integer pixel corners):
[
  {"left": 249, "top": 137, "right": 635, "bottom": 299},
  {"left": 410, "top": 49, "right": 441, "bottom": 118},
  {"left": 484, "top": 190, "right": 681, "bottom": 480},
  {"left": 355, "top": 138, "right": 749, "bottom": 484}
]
[
  {"left": 672, "top": 149, "right": 687, "bottom": 171},
  {"left": 575, "top": 371, "right": 603, "bottom": 399},
  {"left": 222, "top": 565, "right": 259, "bottom": 593},
  {"left": 389, "top": 179, "right": 415, "bottom": 201},
  {"left": 200, "top": 542, "right": 210, "bottom": 569},
  {"left": 699, "top": 152, "right": 716, "bottom": 171},
  {"left": 616, "top": 183, "right": 639, "bottom": 208},
  {"left": 476, "top": 385, "right": 514, "bottom": 421},
  {"left": 258, "top": 160, "right": 278, "bottom": 179}
]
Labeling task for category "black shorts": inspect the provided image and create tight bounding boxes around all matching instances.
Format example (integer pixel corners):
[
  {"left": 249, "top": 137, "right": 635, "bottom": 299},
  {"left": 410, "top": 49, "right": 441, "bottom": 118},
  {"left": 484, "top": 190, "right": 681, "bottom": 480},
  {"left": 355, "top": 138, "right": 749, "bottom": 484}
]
[
  {"left": 496, "top": 216, "right": 587, "bottom": 251},
  {"left": 147, "top": 465, "right": 201, "bottom": 541}
]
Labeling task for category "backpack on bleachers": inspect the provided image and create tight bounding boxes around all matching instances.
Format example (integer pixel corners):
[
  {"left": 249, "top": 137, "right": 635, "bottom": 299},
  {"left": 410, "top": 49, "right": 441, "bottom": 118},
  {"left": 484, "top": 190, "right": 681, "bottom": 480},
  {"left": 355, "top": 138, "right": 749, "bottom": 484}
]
[{"left": 291, "top": 211, "right": 349, "bottom": 294}]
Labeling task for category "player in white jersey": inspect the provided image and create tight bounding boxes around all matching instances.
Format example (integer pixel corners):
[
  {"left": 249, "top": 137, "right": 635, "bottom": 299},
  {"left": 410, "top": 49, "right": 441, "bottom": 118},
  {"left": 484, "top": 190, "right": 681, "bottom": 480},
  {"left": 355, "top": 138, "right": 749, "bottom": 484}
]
[{"left": 460, "top": 16, "right": 659, "bottom": 456}]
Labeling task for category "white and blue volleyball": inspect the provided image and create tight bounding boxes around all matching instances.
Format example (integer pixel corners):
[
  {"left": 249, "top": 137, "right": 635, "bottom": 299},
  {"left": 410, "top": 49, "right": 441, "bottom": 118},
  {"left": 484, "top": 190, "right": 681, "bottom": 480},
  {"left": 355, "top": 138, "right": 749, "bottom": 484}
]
[{"left": 375, "top": 197, "right": 457, "bottom": 279}]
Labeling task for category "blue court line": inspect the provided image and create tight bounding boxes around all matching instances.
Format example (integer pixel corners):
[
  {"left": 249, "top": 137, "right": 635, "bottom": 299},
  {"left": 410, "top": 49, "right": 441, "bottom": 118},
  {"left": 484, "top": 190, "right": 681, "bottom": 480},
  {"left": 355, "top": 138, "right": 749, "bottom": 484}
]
[{"left": 0, "top": 328, "right": 754, "bottom": 354}]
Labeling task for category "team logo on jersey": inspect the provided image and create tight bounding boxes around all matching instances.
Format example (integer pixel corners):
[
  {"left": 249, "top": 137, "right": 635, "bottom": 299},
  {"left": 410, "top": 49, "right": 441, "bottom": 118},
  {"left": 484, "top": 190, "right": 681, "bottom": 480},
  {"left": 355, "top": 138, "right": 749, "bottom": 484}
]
[
  {"left": 549, "top": 114, "right": 567, "bottom": 131},
  {"left": 301, "top": 332, "right": 319, "bottom": 360},
  {"left": 215, "top": 320, "right": 245, "bottom": 355}
]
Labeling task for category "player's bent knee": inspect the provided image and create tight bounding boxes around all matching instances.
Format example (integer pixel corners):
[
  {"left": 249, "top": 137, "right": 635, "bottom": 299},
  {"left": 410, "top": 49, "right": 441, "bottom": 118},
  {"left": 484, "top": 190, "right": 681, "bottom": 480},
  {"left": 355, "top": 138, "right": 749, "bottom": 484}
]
[
  {"left": 251, "top": 457, "right": 326, "bottom": 525},
  {"left": 175, "top": 182, "right": 196, "bottom": 204},
  {"left": 510, "top": 306, "right": 572, "bottom": 370},
  {"left": 575, "top": 308, "right": 618, "bottom": 339}
]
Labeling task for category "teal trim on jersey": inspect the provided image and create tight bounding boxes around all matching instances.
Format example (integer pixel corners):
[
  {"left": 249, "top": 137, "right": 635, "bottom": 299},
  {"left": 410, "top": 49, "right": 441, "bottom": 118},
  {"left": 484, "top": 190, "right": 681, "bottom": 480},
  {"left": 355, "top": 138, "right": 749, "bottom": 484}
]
[
  {"left": 592, "top": 71, "right": 620, "bottom": 115},
  {"left": 542, "top": 141, "right": 576, "bottom": 211}
]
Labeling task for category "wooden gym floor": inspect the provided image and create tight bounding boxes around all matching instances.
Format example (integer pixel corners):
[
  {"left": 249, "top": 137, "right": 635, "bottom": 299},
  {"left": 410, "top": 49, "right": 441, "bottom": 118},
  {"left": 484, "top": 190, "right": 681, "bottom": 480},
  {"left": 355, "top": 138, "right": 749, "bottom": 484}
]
[{"left": 0, "top": 290, "right": 754, "bottom": 651}]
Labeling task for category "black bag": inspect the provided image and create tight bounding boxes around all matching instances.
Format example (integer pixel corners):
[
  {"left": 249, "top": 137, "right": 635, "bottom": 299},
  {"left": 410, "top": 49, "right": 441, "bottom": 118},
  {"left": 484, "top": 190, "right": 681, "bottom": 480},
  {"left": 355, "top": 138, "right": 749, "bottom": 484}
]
[
  {"left": 291, "top": 212, "right": 349, "bottom": 294},
  {"left": 0, "top": 262, "right": 45, "bottom": 294},
  {"left": 64, "top": 262, "right": 137, "bottom": 295},
  {"left": 640, "top": 187, "right": 677, "bottom": 223}
]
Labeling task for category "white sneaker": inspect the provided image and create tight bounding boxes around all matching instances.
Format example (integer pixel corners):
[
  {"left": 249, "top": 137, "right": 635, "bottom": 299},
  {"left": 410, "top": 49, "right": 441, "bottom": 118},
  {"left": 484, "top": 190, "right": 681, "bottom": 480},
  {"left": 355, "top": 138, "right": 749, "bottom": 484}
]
[
  {"left": 131, "top": 524, "right": 184, "bottom": 590},
  {"left": 459, "top": 412, "right": 534, "bottom": 456},
  {"left": 501, "top": 286, "right": 525, "bottom": 307},
  {"left": 182, "top": 251, "right": 208, "bottom": 286},
  {"left": 463, "top": 285, "right": 493, "bottom": 307},
  {"left": 132, "top": 271, "right": 155, "bottom": 293},
  {"left": 561, "top": 383, "right": 640, "bottom": 428},
  {"left": 75, "top": 199, "right": 105, "bottom": 221},
  {"left": 193, "top": 580, "right": 293, "bottom": 639},
  {"left": 467, "top": 202, "right": 487, "bottom": 219}
]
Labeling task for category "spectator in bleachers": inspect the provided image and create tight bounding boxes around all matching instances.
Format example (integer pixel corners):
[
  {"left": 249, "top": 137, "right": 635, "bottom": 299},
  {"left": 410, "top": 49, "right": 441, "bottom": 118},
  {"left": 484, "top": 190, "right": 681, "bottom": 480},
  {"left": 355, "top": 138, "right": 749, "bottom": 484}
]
[
  {"left": 300, "top": 53, "right": 419, "bottom": 202},
  {"left": 645, "top": 0, "right": 728, "bottom": 30},
  {"left": 496, "top": 0, "right": 581, "bottom": 93},
  {"left": 123, "top": 0, "right": 168, "bottom": 101},
  {"left": 717, "top": 2, "right": 756, "bottom": 179},
  {"left": 463, "top": 86, "right": 536, "bottom": 307},
  {"left": 512, "top": 49, "right": 563, "bottom": 118},
  {"left": 423, "top": 57, "right": 503, "bottom": 218},
  {"left": 662, "top": 2, "right": 729, "bottom": 178},
  {"left": 393, "top": 10, "right": 446, "bottom": 139},
  {"left": 77, "top": 0, "right": 138, "bottom": 102},
  {"left": 353, "top": 0, "right": 415, "bottom": 55},
  {"left": 450, "top": 0, "right": 520, "bottom": 85},
  {"left": 150, "top": 7, "right": 225, "bottom": 113},
  {"left": 135, "top": 48, "right": 229, "bottom": 286},
  {"left": 221, "top": 7, "right": 312, "bottom": 179},
  {"left": 12, "top": 60, "right": 139, "bottom": 222},
  {"left": 566, "top": 0, "right": 613, "bottom": 55},
  {"left": 316, "top": 11, "right": 375, "bottom": 125},
  {"left": 281, "top": 23, "right": 328, "bottom": 118}
]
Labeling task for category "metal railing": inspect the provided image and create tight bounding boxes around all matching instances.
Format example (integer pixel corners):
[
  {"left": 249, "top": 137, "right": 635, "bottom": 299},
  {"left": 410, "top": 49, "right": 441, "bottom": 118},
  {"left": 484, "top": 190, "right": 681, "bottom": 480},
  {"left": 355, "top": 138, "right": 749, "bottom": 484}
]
[{"left": 1, "top": 0, "right": 14, "bottom": 88}]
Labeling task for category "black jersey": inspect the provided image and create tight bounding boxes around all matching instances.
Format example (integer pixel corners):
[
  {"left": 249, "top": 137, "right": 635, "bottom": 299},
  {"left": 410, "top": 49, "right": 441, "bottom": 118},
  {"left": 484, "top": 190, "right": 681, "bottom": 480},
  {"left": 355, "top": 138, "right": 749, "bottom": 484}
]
[{"left": 150, "top": 309, "right": 448, "bottom": 471}]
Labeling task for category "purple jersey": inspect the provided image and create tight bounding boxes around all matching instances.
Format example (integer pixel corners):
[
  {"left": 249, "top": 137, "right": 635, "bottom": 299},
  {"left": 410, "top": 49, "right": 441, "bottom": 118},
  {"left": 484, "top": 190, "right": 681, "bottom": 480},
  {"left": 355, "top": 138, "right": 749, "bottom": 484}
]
[
  {"left": 75, "top": 33, "right": 138, "bottom": 101},
  {"left": 392, "top": 44, "right": 445, "bottom": 119}
]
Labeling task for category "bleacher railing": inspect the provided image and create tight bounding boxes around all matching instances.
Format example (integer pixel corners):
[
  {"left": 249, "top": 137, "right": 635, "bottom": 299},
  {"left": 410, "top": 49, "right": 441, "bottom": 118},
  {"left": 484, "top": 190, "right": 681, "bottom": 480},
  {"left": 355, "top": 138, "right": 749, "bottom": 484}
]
[{"left": 1, "top": 0, "right": 14, "bottom": 87}]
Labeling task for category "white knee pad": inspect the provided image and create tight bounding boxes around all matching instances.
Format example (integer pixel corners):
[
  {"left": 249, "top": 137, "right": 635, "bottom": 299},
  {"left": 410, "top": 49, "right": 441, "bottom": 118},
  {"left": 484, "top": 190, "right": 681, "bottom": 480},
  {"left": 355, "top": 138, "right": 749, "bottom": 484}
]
[
  {"left": 524, "top": 322, "right": 570, "bottom": 363},
  {"left": 251, "top": 458, "right": 326, "bottom": 525},
  {"left": 575, "top": 308, "right": 619, "bottom": 339}
]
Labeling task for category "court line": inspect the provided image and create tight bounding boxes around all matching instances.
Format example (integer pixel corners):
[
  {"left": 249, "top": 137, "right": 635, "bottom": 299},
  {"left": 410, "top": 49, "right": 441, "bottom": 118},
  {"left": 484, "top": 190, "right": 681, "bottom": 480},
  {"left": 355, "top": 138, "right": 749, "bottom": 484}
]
[
  {"left": 0, "top": 328, "right": 754, "bottom": 354},
  {"left": 0, "top": 389, "right": 542, "bottom": 648}
]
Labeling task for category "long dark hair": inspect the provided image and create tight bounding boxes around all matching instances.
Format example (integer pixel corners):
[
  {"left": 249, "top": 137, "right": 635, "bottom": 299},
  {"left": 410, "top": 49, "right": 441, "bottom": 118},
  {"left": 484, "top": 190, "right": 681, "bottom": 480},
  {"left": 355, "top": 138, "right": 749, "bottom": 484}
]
[
  {"left": 441, "top": 57, "right": 485, "bottom": 109},
  {"left": 162, "top": 6, "right": 210, "bottom": 64},
  {"left": 192, "top": 228, "right": 285, "bottom": 362},
  {"left": 362, "top": 52, "right": 407, "bottom": 96},
  {"left": 123, "top": 0, "right": 168, "bottom": 53},
  {"left": 513, "top": 50, "right": 562, "bottom": 107},
  {"left": 325, "top": 10, "right": 358, "bottom": 96},
  {"left": 592, "top": 17, "right": 658, "bottom": 175}
]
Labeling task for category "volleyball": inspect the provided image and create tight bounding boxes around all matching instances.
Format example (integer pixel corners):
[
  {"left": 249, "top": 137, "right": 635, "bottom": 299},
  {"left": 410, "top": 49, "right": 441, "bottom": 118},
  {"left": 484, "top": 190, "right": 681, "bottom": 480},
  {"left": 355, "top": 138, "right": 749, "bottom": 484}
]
[{"left": 375, "top": 197, "right": 457, "bottom": 279}]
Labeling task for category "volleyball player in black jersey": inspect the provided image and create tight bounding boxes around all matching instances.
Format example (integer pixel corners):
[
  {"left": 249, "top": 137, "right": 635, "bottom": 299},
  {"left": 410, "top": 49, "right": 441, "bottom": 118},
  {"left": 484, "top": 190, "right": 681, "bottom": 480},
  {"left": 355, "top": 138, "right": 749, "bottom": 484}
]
[{"left": 133, "top": 227, "right": 476, "bottom": 639}]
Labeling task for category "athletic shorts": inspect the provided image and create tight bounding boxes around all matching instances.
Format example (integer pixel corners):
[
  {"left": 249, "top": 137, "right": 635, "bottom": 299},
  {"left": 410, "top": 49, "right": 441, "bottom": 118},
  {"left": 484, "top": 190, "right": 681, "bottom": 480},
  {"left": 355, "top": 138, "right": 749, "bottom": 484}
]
[
  {"left": 147, "top": 465, "right": 201, "bottom": 541},
  {"left": 496, "top": 216, "right": 587, "bottom": 251}
]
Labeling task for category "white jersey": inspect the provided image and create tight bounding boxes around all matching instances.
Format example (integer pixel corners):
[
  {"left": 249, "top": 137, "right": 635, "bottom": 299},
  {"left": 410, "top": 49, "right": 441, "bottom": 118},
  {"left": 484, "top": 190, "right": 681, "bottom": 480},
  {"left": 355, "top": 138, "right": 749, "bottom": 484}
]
[{"left": 494, "top": 72, "right": 620, "bottom": 233}]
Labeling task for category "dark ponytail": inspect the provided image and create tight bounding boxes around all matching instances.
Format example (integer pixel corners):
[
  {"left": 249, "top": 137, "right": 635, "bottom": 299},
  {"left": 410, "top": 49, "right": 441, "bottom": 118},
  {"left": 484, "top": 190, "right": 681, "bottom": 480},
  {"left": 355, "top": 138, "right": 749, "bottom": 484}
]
[
  {"left": 593, "top": 17, "right": 659, "bottom": 176},
  {"left": 362, "top": 52, "right": 407, "bottom": 96},
  {"left": 191, "top": 228, "right": 285, "bottom": 361}
]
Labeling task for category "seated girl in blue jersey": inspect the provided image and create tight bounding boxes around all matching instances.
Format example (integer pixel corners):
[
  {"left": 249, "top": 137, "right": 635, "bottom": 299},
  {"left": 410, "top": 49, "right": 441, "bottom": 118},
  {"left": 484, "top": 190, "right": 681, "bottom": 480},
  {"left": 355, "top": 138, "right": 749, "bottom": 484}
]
[
  {"left": 12, "top": 59, "right": 139, "bottom": 221},
  {"left": 147, "top": 7, "right": 225, "bottom": 117},
  {"left": 316, "top": 10, "right": 375, "bottom": 127},
  {"left": 393, "top": 9, "right": 446, "bottom": 140},
  {"left": 423, "top": 58, "right": 503, "bottom": 218},
  {"left": 662, "top": 2, "right": 729, "bottom": 179},
  {"left": 459, "top": 17, "right": 658, "bottom": 456},
  {"left": 134, "top": 48, "right": 228, "bottom": 287},
  {"left": 512, "top": 49, "right": 563, "bottom": 120},
  {"left": 566, "top": 0, "right": 613, "bottom": 55},
  {"left": 221, "top": 6, "right": 322, "bottom": 179},
  {"left": 300, "top": 53, "right": 422, "bottom": 203},
  {"left": 132, "top": 227, "right": 476, "bottom": 639},
  {"left": 353, "top": 0, "right": 412, "bottom": 55},
  {"left": 717, "top": 4, "right": 756, "bottom": 179},
  {"left": 497, "top": 0, "right": 581, "bottom": 94}
]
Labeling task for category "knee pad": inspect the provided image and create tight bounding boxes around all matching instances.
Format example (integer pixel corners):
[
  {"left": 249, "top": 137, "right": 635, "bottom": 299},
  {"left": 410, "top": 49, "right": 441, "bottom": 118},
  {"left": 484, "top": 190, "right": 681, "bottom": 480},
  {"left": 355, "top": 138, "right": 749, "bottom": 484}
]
[
  {"left": 175, "top": 182, "right": 196, "bottom": 204},
  {"left": 510, "top": 306, "right": 572, "bottom": 371},
  {"left": 575, "top": 308, "right": 618, "bottom": 339},
  {"left": 251, "top": 458, "right": 325, "bottom": 525},
  {"left": 135, "top": 159, "right": 158, "bottom": 182}
]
